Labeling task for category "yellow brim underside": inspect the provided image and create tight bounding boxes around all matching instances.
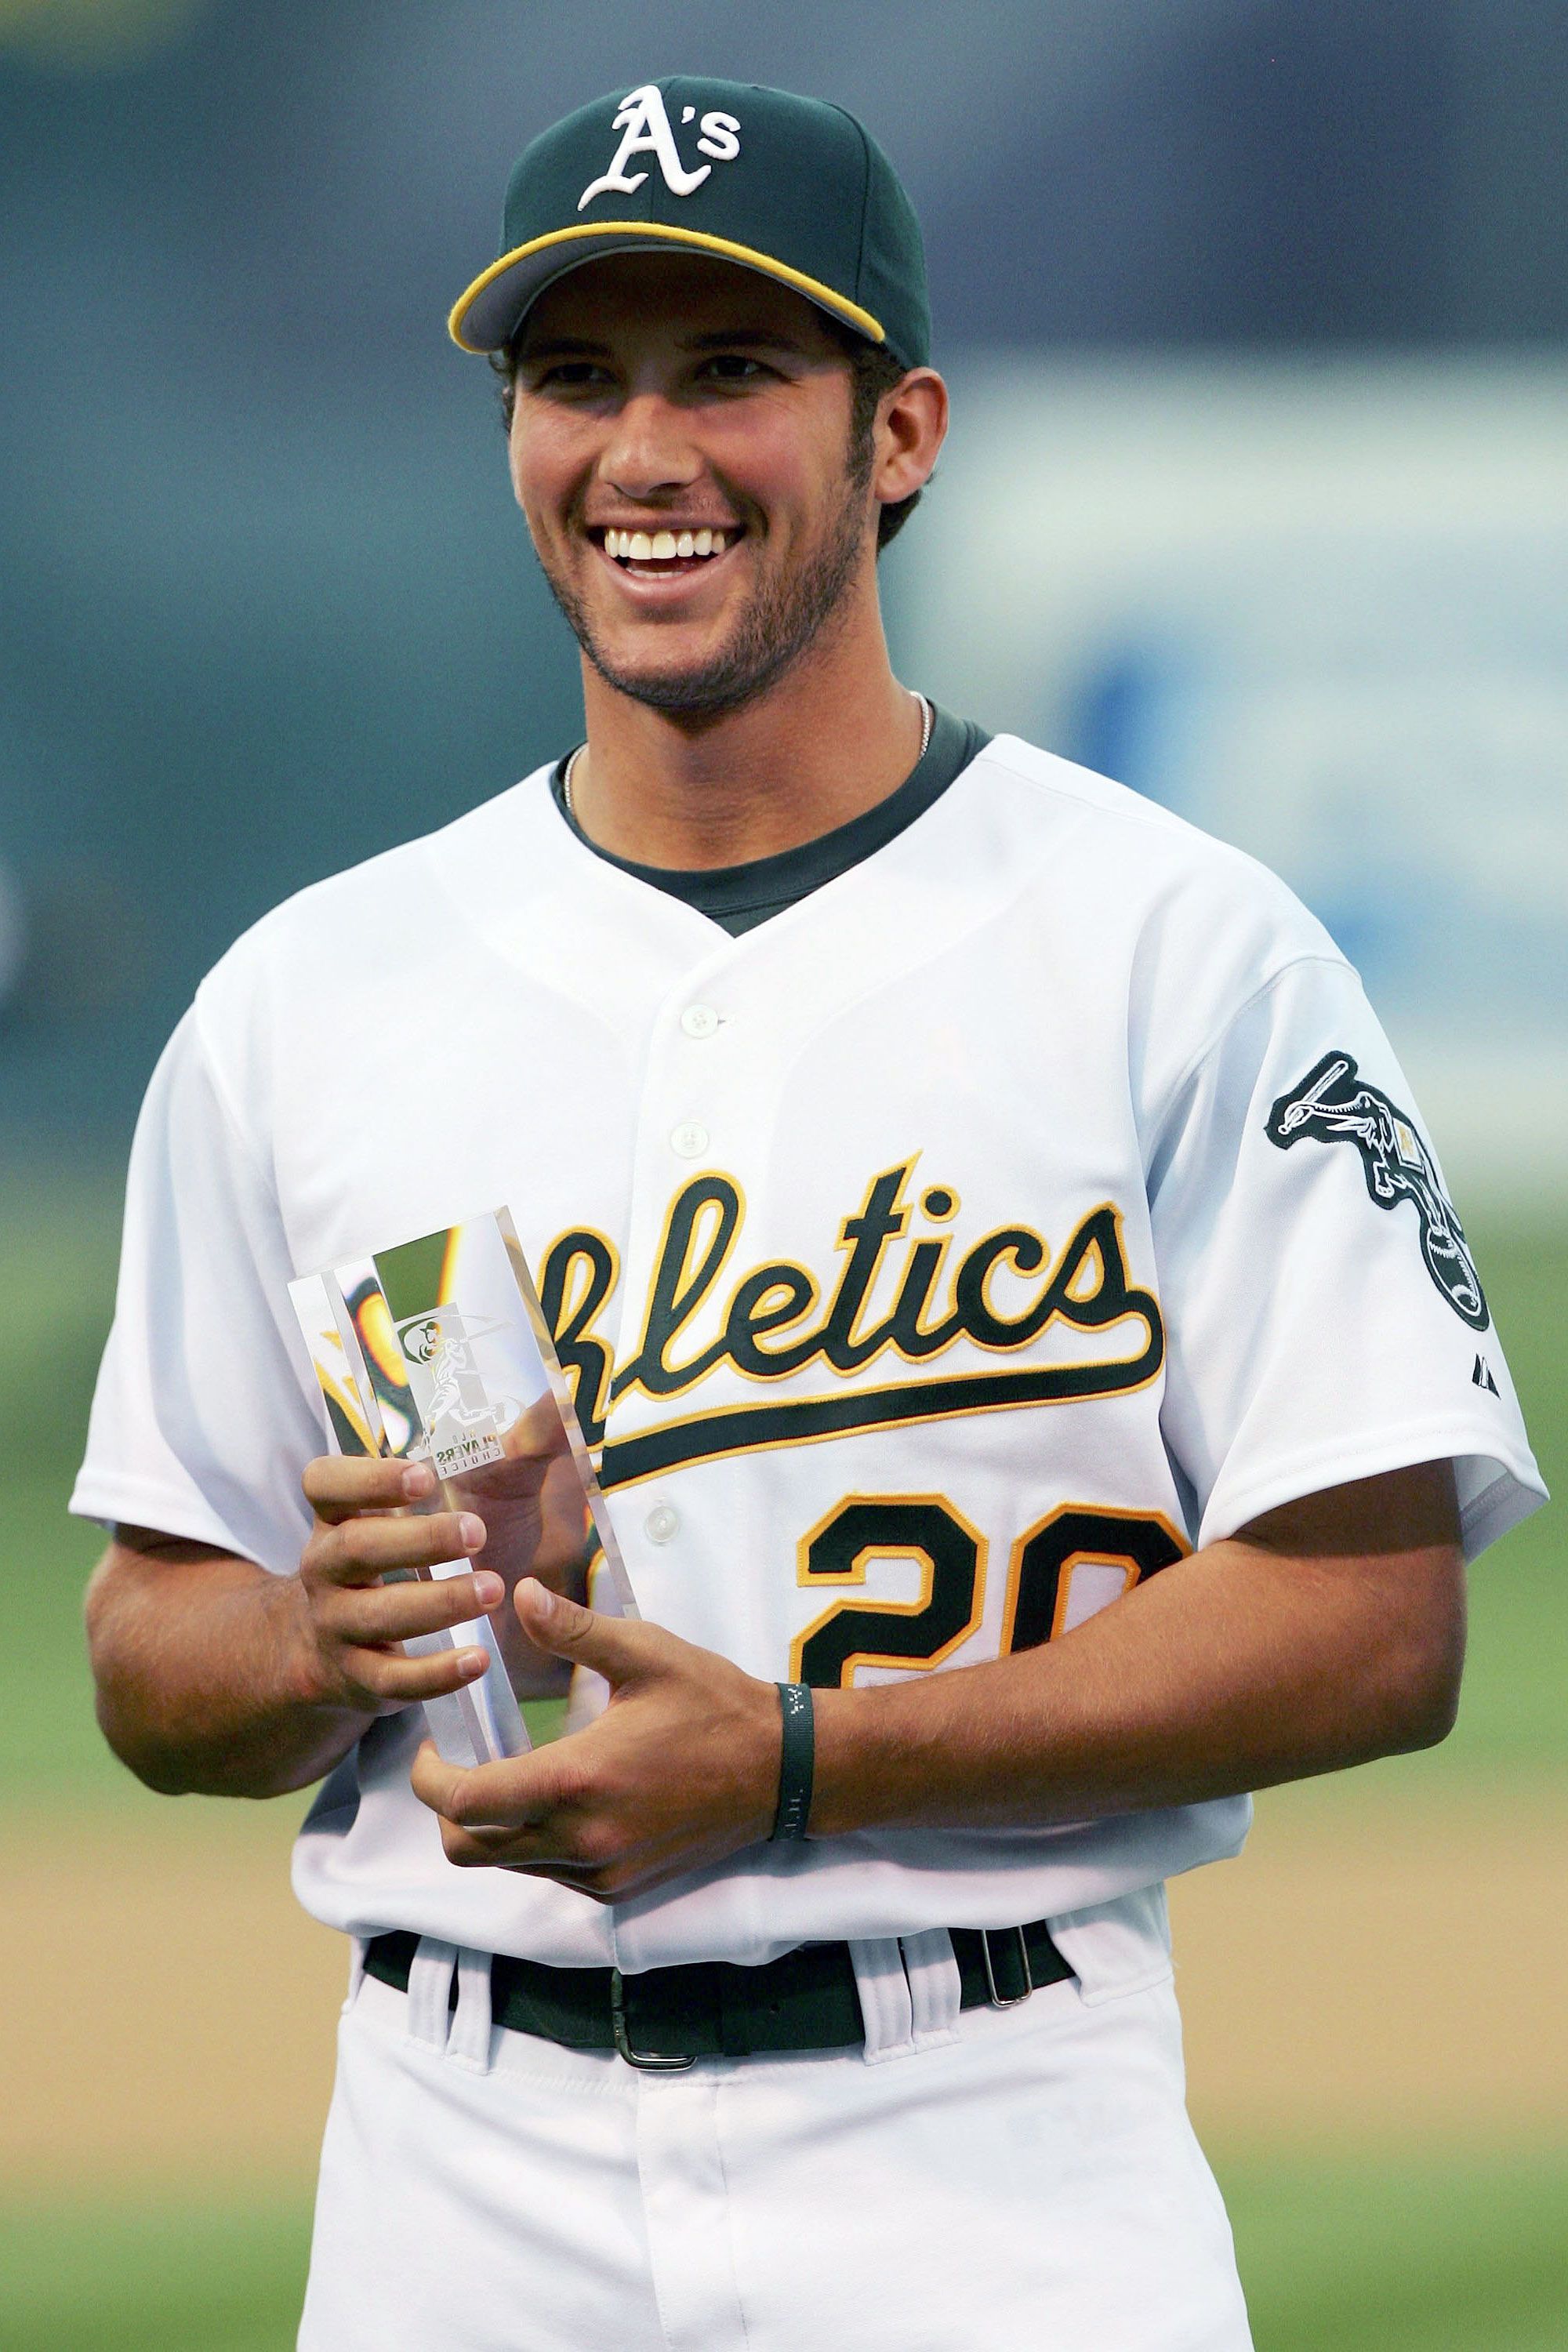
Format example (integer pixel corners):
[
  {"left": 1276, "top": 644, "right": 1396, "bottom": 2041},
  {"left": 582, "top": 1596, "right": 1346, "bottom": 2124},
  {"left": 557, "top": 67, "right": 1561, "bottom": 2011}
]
[{"left": 448, "top": 220, "right": 885, "bottom": 352}]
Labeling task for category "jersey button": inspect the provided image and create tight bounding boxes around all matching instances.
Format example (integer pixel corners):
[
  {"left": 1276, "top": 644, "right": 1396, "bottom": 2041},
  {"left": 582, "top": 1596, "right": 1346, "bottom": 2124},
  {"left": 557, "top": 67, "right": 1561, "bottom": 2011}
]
[
  {"left": 644, "top": 1504, "right": 679, "bottom": 1545},
  {"left": 681, "top": 1004, "right": 720, "bottom": 1039},
  {"left": 670, "top": 1121, "right": 709, "bottom": 1158}
]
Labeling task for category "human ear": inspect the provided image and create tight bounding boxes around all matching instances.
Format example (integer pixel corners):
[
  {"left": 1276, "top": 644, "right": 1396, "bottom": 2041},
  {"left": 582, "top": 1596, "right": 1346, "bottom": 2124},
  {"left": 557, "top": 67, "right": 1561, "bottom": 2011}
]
[
  {"left": 507, "top": 401, "right": 529, "bottom": 513},
  {"left": 873, "top": 369, "right": 948, "bottom": 511}
]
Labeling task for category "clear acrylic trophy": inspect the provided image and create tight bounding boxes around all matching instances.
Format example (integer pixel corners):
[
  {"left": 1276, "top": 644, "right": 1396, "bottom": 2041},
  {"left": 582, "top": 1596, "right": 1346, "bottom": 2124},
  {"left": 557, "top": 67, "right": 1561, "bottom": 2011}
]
[{"left": 289, "top": 1208, "right": 637, "bottom": 1767}]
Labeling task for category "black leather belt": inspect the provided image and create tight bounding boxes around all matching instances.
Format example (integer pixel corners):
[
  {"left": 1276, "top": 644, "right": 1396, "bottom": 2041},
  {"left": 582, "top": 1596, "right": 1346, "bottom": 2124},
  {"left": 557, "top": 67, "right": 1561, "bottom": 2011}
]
[{"left": 365, "top": 1919, "right": 1073, "bottom": 2070}]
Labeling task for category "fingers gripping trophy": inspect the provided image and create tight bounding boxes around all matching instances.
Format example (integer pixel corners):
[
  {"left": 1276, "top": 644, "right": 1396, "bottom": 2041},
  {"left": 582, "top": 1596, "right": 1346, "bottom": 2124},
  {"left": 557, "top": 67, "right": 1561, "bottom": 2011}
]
[{"left": 290, "top": 1208, "right": 639, "bottom": 1766}]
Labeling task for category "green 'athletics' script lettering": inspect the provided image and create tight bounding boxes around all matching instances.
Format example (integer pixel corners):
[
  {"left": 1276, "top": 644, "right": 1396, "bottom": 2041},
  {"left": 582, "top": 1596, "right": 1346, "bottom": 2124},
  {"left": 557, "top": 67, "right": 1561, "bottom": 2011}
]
[{"left": 535, "top": 1162, "right": 1163, "bottom": 1490}]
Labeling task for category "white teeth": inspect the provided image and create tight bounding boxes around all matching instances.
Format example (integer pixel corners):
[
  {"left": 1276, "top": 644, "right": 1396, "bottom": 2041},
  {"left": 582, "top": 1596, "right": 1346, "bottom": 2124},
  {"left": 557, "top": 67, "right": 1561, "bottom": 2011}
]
[{"left": 604, "top": 524, "right": 730, "bottom": 564}]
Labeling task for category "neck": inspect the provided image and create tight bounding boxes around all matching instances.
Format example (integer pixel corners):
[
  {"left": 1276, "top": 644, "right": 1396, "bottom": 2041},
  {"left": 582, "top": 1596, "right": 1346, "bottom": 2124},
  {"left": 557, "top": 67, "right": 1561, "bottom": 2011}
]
[{"left": 568, "top": 582, "right": 924, "bottom": 869}]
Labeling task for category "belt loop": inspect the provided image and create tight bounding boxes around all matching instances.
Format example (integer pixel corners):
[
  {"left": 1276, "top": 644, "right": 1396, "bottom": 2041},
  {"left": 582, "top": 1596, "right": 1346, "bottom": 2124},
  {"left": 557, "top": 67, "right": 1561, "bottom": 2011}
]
[
  {"left": 405, "top": 1936, "right": 459, "bottom": 2050},
  {"left": 899, "top": 1927, "right": 962, "bottom": 2048},
  {"left": 446, "top": 1947, "right": 495, "bottom": 2072},
  {"left": 849, "top": 1936, "right": 916, "bottom": 2063}
]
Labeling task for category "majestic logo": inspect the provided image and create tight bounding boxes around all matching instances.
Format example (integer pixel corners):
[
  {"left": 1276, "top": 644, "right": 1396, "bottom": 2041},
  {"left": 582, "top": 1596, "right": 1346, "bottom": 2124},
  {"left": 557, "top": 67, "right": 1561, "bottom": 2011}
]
[
  {"left": 578, "top": 84, "right": 742, "bottom": 212},
  {"left": 535, "top": 1162, "right": 1165, "bottom": 1489},
  {"left": 1265, "top": 1051, "right": 1489, "bottom": 1330}
]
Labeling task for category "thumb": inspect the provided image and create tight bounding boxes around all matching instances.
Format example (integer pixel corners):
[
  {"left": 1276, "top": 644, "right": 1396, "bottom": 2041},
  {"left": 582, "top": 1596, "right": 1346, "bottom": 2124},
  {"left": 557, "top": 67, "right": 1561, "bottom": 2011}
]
[{"left": 514, "top": 1578, "right": 657, "bottom": 1684}]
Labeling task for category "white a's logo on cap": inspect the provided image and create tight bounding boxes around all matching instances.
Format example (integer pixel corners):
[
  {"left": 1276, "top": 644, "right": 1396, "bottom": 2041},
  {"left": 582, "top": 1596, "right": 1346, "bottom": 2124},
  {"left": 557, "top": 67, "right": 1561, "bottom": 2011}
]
[{"left": 578, "top": 84, "right": 742, "bottom": 211}]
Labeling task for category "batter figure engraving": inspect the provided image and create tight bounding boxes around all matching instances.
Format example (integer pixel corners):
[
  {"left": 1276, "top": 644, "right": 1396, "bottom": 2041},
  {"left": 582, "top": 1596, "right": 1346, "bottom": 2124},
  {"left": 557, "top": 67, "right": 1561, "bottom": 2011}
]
[
  {"left": 394, "top": 1305, "right": 505, "bottom": 1475},
  {"left": 1265, "top": 1051, "right": 1489, "bottom": 1330}
]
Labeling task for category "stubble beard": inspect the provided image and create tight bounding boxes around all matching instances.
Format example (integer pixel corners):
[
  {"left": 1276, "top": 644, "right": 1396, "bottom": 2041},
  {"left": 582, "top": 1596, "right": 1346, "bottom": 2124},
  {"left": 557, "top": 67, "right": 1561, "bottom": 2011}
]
[{"left": 536, "top": 468, "right": 872, "bottom": 719}]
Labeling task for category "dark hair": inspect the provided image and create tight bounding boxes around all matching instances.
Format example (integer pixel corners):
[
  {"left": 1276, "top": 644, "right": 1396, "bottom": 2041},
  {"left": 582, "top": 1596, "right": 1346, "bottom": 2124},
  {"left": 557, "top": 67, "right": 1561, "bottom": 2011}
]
[
  {"left": 491, "top": 314, "right": 923, "bottom": 554},
  {"left": 837, "top": 328, "right": 924, "bottom": 550}
]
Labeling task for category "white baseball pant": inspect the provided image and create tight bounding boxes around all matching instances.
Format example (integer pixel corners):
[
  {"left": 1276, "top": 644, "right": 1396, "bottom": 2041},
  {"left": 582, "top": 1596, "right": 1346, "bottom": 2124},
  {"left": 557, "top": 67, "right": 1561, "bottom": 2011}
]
[{"left": 299, "top": 1915, "right": 1252, "bottom": 2351}]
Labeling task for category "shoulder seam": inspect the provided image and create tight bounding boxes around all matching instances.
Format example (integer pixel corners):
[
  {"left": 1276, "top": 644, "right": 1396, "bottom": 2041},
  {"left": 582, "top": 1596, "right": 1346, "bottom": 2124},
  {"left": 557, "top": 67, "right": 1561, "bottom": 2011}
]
[
  {"left": 975, "top": 737, "right": 1266, "bottom": 861},
  {"left": 1145, "top": 951, "right": 1353, "bottom": 1160},
  {"left": 188, "top": 993, "right": 278, "bottom": 1196},
  {"left": 975, "top": 737, "right": 1178, "bottom": 824},
  {"left": 208, "top": 768, "right": 558, "bottom": 961}
]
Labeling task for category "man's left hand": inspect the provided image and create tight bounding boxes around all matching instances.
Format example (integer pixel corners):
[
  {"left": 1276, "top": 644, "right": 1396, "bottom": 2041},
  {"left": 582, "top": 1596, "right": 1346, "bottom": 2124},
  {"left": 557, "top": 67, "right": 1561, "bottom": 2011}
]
[{"left": 409, "top": 1581, "right": 783, "bottom": 1902}]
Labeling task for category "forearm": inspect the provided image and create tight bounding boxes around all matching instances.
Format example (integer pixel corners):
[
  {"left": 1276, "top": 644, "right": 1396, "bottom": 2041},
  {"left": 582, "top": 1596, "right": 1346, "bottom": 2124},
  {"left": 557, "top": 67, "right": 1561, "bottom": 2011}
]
[
  {"left": 85, "top": 1537, "right": 369, "bottom": 1799},
  {"left": 410, "top": 1462, "right": 1468, "bottom": 1903},
  {"left": 809, "top": 1520, "right": 1465, "bottom": 1837}
]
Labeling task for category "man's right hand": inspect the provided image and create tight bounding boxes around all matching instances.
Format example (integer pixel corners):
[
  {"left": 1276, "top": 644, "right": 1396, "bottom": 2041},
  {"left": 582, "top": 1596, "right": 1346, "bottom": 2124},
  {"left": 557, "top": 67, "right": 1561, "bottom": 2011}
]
[
  {"left": 295, "top": 1456, "right": 500, "bottom": 1716},
  {"left": 86, "top": 1461, "right": 502, "bottom": 1799}
]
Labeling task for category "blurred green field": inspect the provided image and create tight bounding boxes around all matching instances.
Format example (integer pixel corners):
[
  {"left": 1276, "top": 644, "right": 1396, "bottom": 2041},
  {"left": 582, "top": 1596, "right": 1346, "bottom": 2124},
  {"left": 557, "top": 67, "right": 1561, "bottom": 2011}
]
[
  {"left": 2, "top": 2152, "right": 1565, "bottom": 2352},
  {"left": 2, "top": 1167, "right": 1563, "bottom": 2350}
]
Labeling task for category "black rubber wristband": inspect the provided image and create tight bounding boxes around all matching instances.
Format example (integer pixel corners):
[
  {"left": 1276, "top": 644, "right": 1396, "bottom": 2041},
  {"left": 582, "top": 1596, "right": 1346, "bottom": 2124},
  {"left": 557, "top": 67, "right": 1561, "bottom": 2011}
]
[{"left": 770, "top": 1682, "right": 815, "bottom": 1842}]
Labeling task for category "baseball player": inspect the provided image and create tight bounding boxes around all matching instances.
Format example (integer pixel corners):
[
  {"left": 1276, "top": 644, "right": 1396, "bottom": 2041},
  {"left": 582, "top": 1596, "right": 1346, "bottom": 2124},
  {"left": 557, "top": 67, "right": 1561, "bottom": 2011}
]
[{"left": 74, "top": 78, "right": 1544, "bottom": 2352}]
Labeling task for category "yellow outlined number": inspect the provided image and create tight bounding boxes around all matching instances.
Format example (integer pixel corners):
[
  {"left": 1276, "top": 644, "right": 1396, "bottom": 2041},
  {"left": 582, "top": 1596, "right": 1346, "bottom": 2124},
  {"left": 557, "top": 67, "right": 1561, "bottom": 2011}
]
[
  {"left": 791, "top": 1496, "right": 1187, "bottom": 1689},
  {"left": 1000, "top": 1504, "right": 1187, "bottom": 1654},
  {"left": 790, "top": 1495, "right": 987, "bottom": 1689}
]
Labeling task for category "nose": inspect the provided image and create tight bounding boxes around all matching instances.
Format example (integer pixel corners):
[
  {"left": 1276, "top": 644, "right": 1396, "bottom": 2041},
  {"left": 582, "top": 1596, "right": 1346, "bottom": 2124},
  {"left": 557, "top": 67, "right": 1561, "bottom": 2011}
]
[{"left": 600, "top": 390, "right": 704, "bottom": 503}]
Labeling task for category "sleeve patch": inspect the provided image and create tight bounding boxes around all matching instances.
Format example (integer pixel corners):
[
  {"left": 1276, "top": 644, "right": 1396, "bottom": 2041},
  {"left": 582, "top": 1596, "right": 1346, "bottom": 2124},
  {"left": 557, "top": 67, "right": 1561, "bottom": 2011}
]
[{"left": 1265, "top": 1051, "right": 1490, "bottom": 1333}]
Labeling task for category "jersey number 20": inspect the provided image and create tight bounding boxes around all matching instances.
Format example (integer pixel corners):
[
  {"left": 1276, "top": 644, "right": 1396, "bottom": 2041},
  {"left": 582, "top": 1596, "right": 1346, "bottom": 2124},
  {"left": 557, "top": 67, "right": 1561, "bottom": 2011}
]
[{"left": 789, "top": 1497, "right": 1186, "bottom": 1687}]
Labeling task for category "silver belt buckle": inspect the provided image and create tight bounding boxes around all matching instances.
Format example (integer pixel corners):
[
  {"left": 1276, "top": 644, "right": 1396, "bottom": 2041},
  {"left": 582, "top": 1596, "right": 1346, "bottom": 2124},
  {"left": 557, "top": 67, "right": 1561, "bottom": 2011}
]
[
  {"left": 609, "top": 1968, "right": 697, "bottom": 2071},
  {"left": 981, "top": 1926, "right": 1034, "bottom": 2009}
]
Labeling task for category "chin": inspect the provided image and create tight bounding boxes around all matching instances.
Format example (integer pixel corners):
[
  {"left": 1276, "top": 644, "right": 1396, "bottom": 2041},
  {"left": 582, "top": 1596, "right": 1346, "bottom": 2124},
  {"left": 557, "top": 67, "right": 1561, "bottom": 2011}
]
[
  {"left": 593, "top": 664, "right": 755, "bottom": 717},
  {"left": 584, "top": 629, "right": 760, "bottom": 714}
]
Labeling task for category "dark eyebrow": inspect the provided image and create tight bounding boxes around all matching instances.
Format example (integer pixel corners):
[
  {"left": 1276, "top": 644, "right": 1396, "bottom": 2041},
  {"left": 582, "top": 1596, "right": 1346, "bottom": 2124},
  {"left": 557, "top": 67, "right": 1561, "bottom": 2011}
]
[
  {"left": 681, "top": 328, "right": 817, "bottom": 355},
  {"left": 517, "top": 327, "right": 819, "bottom": 364},
  {"left": 514, "top": 336, "right": 615, "bottom": 363}
]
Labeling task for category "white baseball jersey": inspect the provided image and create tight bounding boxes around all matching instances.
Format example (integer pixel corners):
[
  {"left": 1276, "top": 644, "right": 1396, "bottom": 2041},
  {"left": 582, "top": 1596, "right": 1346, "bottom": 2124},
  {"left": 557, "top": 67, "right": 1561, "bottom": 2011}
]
[{"left": 73, "top": 734, "right": 1544, "bottom": 1971}]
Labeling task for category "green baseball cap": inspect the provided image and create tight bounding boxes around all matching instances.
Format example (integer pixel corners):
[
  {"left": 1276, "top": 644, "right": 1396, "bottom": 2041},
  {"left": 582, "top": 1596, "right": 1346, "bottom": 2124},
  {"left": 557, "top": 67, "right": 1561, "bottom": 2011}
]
[{"left": 449, "top": 78, "right": 930, "bottom": 370}]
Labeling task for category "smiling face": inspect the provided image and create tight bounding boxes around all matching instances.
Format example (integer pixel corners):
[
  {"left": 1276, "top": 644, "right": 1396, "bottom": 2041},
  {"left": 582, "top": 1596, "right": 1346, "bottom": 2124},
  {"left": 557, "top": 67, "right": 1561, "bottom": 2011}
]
[{"left": 506, "top": 252, "right": 887, "bottom": 717}]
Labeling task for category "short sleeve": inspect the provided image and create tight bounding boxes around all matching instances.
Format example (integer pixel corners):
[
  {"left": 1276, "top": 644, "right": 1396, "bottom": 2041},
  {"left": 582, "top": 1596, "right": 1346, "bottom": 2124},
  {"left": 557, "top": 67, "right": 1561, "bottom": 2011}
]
[
  {"left": 1147, "top": 956, "right": 1546, "bottom": 1562},
  {"left": 70, "top": 1008, "right": 320, "bottom": 1573}
]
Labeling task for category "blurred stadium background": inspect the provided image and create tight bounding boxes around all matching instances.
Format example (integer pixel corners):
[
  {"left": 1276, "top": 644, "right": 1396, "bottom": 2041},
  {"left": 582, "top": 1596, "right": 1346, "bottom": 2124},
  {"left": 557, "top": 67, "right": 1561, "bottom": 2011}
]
[{"left": 2, "top": 2, "right": 1563, "bottom": 2344}]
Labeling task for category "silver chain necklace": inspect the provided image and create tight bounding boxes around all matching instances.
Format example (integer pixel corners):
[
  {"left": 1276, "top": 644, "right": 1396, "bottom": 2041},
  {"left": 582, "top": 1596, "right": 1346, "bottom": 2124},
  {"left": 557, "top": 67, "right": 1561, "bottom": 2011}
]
[{"left": 562, "top": 694, "right": 932, "bottom": 822}]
